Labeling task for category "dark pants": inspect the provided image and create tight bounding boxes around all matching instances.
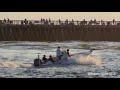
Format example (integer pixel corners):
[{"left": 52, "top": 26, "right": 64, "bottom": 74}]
[{"left": 57, "top": 55, "right": 63, "bottom": 60}]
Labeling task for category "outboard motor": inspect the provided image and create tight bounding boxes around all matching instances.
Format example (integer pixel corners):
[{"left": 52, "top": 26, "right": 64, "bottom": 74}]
[{"left": 34, "top": 55, "right": 42, "bottom": 67}]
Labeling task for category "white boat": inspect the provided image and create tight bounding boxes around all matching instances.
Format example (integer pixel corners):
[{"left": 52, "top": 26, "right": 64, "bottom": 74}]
[{"left": 34, "top": 49, "right": 95, "bottom": 67}]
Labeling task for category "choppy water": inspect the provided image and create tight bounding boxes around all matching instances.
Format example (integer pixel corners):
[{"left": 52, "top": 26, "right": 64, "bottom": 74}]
[{"left": 0, "top": 41, "right": 120, "bottom": 78}]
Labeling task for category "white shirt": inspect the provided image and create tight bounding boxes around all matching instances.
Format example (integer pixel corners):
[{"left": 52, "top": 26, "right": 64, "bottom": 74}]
[
  {"left": 56, "top": 48, "right": 61, "bottom": 57},
  {"left": 62, "top": 51, "right": 68, "bottom": 60}
]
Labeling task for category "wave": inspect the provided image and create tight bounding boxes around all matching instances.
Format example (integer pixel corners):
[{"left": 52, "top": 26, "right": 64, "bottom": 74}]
[
  {"left": 0, "top": 61, "right": 32, "bottom": 68},
  {"left": 0, "top": 55, "right": 102, "bottom": 68}
]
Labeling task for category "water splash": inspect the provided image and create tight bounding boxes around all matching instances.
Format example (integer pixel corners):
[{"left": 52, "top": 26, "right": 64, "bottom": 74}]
[
  {"left": 76, "top": 55, "right": 102, "bottom": 66},
  {"left": 0, "top": 61, "right": 32, "bottom": 68},
  {"left": 0, "top": 54, "right": 102, "bottom": 68}
]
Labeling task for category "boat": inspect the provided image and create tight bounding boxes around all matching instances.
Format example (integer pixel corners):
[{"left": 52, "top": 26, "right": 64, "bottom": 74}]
[{"left": 33, "top": 49, "right": 95, "bottom": 67}]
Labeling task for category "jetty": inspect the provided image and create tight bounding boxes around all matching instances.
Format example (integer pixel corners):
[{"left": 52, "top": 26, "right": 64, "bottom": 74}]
[{"left": 0, "top": 19, "right": 120, "bottom": 41}]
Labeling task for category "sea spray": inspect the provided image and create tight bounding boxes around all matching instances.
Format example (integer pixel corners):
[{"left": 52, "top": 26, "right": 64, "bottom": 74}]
[
  {"left": 76, "top": 55, "right": 102, "bottom": 66},
  {"left": 0, "top": 55, "right": 102, "bottom": 68},
  {"left": 0, "top": 61, "right": 32, "bottom": 68}
]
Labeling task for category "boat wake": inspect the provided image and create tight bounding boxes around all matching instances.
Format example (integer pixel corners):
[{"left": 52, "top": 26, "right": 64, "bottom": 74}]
[
  {"left": 58, "top": 55, "right": 102, "bottom": 66},
  {"left": 0, "top": 55, "right": 101, "bottom": 68},
  {"left": 76, "top": 55, "right": 102, "bottom": 66},
  {"left": 0, "top": 61, "right": 33, "bottom": 68}
]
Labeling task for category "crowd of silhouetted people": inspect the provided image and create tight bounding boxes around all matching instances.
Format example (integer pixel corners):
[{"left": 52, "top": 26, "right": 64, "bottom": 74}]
[{"left": 0, "top": 18, "right": 120, "bottom": 26}]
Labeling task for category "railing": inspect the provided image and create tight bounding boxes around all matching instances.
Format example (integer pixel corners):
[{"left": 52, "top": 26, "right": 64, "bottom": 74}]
[{"left": 0, "top": 20, "right": 120, "bottom": 25}]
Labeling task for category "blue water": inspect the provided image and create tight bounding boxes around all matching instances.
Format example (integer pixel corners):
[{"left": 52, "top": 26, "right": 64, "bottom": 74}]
[{"left": 0, "top": 41, "right": 120, "bottom": 78}]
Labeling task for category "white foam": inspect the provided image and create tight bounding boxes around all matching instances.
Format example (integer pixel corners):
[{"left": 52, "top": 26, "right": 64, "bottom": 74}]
[
  {"left": 0, "top": 61, "right": 32, "bottom": 68},
  {"left": 76, "top": 55, "right": 102, "bottom": 66},
  {"left": 0, "top": 55, "right": 102, "bottom": 68}
]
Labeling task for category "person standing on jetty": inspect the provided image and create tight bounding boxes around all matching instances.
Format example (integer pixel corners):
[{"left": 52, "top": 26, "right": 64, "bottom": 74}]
[{"left": 56, "top": 46, "right": 62, "bottom": 60}]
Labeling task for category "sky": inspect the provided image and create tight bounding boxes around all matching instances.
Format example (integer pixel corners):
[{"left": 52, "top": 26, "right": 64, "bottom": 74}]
[{"left": 0, "top": 12, "right": 120, "bottom": 21}]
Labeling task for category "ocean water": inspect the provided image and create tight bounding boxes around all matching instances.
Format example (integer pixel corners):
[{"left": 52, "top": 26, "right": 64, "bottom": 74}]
[{"left": 0, "top": 41, "right": 120, "bottom": 78}]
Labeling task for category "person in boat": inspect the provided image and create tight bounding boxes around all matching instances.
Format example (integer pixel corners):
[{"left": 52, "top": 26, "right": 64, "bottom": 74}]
[
  {"left": 56, "top": 46, "right": 62, "bottom": 60},
  {"left": 48, "top": 55, "right": 56, "bottom": 63},
  {"left": 67, "top": 49, "right": 70, "bottom": 57},
  {"left": 61, "top": 50, "right": 69, "bottom": 60},
  {"left": 42, "top": 55, "right": 48, "bottom": 63},
  {"left": 66, "top": 49, "right": 74, "bottom": 57},
  {"left": 34, "top": 55, "right": 43, "bottom": 67}
]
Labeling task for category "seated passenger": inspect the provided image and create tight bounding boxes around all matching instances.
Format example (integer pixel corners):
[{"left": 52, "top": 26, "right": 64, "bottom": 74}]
[
  {"left": 67, "top": 49, "right": 70, "bottom": 57},
  {"left": 42, "top": 55, "right": 48, "bottom": 63},
  {"left": 48, "top": 55, "right": 56, "bottom": 63},
  {"left": 66, "top": 49, "right": 74, "bottom": 57}
]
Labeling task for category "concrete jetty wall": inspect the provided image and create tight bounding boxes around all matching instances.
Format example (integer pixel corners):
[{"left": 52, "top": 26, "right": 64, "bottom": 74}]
[{"left": 0, "top": 25, "right": 120, "bottom": 41}]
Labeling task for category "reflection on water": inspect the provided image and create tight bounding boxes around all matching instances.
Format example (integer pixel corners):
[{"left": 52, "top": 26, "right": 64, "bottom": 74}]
[{"left": 0, "top": 41, "right": 120, "bottom": 78}]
